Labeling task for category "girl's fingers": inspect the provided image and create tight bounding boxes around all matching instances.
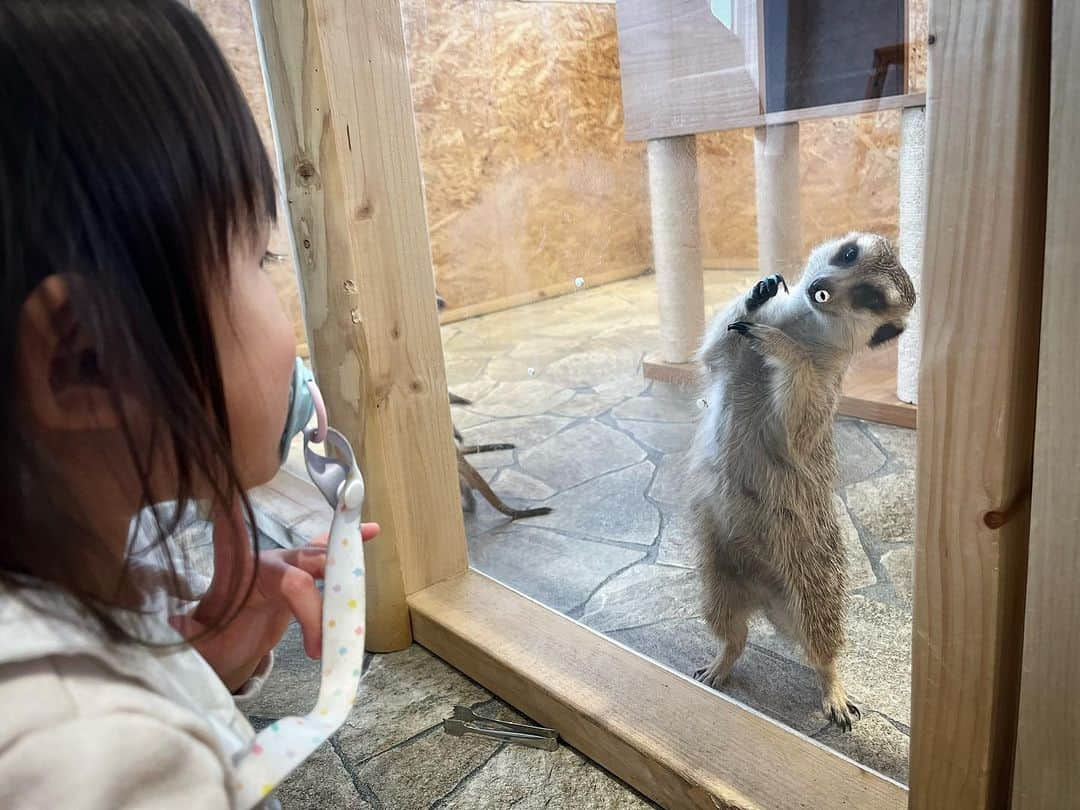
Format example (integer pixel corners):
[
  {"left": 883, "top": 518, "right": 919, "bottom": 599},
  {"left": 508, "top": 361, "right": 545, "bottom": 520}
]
[
  {"left": 263, "top": 562, "right": 323, "bottom": 658},
  {"left": 307, "top": 522, "right": 378, "bottom": 549},
  {"left": 285, "top": 546, "right": 328, "bottom": 580}
]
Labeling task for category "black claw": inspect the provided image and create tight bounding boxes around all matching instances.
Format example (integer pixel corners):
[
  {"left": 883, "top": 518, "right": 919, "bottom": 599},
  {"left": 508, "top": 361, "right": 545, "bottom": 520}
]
[
  {"left": 727, "top": 321, "right": 752, "bottom": 336},
  {"left": 746, "top": 273, "right": 789, "bottom": 311},
  {"left": 848, "top": 702, "right": 861, "bottom": 720}
]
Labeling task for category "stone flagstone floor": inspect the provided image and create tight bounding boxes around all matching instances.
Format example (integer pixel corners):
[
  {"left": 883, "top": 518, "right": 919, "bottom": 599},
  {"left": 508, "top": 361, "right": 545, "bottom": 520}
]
[
  {"left": 244, "top": 626, "right": 656, "bottom": 808},
  {"left": 443, "top": 270, "right": 917, "bottom": 784}
]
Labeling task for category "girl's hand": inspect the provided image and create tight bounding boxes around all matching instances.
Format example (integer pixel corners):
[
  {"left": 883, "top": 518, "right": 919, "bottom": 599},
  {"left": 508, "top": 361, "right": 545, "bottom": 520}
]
[{"left": 170, "top": 501, "right": 379, "bottom": 692}]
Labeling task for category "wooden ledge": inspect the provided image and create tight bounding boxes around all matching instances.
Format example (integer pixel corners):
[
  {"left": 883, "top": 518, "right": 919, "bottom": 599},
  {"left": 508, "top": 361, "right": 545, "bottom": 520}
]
[
  {"left": 642, "top": 354, "right": 700, "bottom": 387},
  {"left": 643, "top": 346, "right": 917, "bottom": 430},
  {"left": 409, "top": 570, "right": 906, "bottom": 809}
]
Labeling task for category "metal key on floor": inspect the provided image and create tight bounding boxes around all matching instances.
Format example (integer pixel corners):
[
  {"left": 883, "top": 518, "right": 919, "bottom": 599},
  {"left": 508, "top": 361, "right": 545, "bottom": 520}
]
[{"left": 443, "top": 706, "right": 559, "bottom": 751}]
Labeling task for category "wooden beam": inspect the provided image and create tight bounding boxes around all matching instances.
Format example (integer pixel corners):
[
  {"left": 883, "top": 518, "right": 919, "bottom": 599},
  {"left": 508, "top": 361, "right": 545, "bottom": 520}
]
[
  {"left": 410, "top": 570, "right": 907, "bottom": 810},
  {"left": 909, "top": 0, "right": 1049, "bottom": 806},
  {"left": 295, "top": 0, "right": 468, "bottom": 599},
  {"left": 252, "top": 0, "right": 412, "bottom": 651},
  {"left": 1011, "top": 1, "right": 1080, "bottom": 805},
  {"left": 253, "top": 0, "right": 472, "bottom": 649},
  {"left": 760, "top": 92, "right": 927, "bottom": 128},
  {"left": 438, "top": 264, "right": 648, "bottom": 325}
]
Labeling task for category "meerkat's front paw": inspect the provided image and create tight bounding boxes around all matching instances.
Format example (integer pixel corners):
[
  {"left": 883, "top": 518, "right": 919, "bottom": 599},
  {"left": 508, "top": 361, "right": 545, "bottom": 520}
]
[
  {"left": 746, "top": 273, "right": 788, "bottom": 311},
  {"left": 727, "top": 321, "right": 775, "bottom": 341},
  {"left": 821, "top": 687, "right": 861, "bottom": 732}
]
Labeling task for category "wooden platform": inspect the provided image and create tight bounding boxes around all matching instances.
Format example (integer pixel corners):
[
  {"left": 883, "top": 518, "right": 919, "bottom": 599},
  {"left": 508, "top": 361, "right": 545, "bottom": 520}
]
[
  {"left": 643, "top": 343, "right": 916, "bottom": 429},
  {"left": 642, "top": 355, "right": 701, "bottom": 386},
  {"left": 839, "top": 343, "right": 916, "bottom": 429}
]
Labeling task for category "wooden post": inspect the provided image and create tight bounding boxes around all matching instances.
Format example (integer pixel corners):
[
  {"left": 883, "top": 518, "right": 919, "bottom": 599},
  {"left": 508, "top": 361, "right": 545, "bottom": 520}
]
[
  {"left": 910, "top": 0, "right": 1049, "bottom": 805},
  {"left": 252, "top": 0, "right": 411, "bottom": 652},
  {"left": 753, "top": 123, "right": 801, "bottom": 280},
  {"left": 252, "top": 0, "right": 467, "bottom": 650},
  {"left": 646, "top": 136, "right": 705, "bottom": 364},
  {"left": 1011, "top": 2, "right": 1079, "bottom": 805},
  {"left": 896, "top": 105, "right": 926, "bottom": 405},
  {"left": 306, "top": 0, "right": 468, "bottom": 598}
]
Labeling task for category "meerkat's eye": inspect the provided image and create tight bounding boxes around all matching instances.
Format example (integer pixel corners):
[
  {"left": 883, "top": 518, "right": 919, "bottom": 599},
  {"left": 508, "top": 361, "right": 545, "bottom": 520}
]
[
  {"left": 814, "top": 288, "right": 831, "bottom": 304},
  {"left": 841, "top": 243, "right": 859, "bottom": 264}
]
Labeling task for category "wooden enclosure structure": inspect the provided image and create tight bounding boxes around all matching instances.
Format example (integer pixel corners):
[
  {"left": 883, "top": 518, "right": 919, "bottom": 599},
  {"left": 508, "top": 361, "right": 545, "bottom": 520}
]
[
  {"left": 252, "top": 0, "right": 1074, "bottom": 805},
  {"left": 616, "top": 0, "right": 924, "bottom": 427}
]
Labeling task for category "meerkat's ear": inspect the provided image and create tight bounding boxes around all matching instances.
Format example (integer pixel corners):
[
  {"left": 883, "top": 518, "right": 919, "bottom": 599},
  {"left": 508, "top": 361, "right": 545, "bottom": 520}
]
[{"left": 869, "top": 322, "right": 905, "bottom": 348}]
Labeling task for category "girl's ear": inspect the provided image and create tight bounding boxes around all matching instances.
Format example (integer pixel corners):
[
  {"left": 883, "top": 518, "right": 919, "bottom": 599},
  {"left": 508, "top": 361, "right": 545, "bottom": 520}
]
[{"left": 17, "top": 275, "right": 121, "bottom": 432}]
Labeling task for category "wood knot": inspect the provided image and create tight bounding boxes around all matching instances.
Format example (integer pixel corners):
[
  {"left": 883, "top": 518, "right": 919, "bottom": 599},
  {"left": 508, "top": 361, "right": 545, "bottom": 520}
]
[
  {"left": 354, "top": 202, "right": 373, "bottom": 221},
  {"left": 302, "top": 238, "right": 312, "bottom": 250},
  {"left": 409, "top": 380, "right": 423, "bottom": 393},
  {"left": 343, "top": 279, "right": 358, "bottom": 294},
  {"left": 390, "top": 325, "right": 401, "bottom": 340},
  {"left": 296, "top": 160, "right": 317, "bottom": 185},
  {"left": 983, "top": 487, "right": 1031, "bottom": 530},
  {"left": 927, "top": 34, "right": 936, "bottom": 45}
]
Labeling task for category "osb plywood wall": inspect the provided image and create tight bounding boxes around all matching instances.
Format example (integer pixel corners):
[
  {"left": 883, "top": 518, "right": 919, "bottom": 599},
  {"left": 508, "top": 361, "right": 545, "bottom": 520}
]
[
  {"left": 190, "top": 0, "right": 307, "bottom": 347},
  {"left": 402, "top": 0, "right": 652, "bottom": 311},
  {"left": 193, "top": 0, "right": 928, "bottom": 328},
  {"left": 405, "top": 0, "right": 929, "bottom": 314}
]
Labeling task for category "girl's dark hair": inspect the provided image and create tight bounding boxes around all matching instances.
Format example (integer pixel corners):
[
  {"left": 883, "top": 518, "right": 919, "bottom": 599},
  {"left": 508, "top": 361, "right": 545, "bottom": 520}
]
[{"left": 0, "top": 0, "right": 277, "bottom": 638}]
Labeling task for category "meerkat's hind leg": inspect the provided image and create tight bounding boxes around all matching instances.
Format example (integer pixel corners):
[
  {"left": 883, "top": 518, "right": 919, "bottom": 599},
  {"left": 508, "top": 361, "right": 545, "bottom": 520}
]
[
  {"left": 693, "top": 615, "right": 748, "bottom": 689},
  {"left": 459, "top": 474, "right": 477, "bottom": 513},
  {"left": 793, "top": 586, "right": 861, "bottom": 731},
  {"left": 694, "top": 573, "right": 753, "bottom": 689},
  {"left": 812, "top": 658, "right": 861, "bottom": 732}
]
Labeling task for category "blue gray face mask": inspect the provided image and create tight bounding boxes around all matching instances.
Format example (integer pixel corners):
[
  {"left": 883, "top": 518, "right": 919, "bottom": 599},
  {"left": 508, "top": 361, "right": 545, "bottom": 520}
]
[{"left": 279, "top": 357, "right": 325, "bottom": 463}]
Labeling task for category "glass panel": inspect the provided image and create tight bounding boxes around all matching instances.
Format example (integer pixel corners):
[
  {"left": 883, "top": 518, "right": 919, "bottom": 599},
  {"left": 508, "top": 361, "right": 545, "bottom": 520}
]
[{"left": 410, "top": 0, "right": 925, "bottom": 785}]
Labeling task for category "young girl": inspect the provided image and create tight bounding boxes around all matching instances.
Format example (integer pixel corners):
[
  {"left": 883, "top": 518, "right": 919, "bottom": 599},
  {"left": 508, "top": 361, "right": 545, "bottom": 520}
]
[{"left": 0, "top": 2, "right": 377, "bottom": 806}]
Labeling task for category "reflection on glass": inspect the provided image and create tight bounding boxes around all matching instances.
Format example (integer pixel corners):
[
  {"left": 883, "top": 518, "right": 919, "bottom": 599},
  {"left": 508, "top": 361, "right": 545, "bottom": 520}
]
[{"left": 408, "top": 0, "right": 926, "bottom": 785}]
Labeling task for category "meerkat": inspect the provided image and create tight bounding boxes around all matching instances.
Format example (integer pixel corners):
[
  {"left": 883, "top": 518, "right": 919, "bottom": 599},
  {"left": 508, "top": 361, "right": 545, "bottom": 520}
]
[
  {"left": 439, "top": 287, "right": 551, "bottom": 521},
  {"left": 689, "top": 232, "right": 915, "bottom": 731}
]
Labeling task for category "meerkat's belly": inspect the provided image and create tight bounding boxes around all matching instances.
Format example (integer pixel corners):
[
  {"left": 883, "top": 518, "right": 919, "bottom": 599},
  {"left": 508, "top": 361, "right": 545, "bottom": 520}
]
[{"left": 693, "top": 372, "right": 835, "bottom": 551}]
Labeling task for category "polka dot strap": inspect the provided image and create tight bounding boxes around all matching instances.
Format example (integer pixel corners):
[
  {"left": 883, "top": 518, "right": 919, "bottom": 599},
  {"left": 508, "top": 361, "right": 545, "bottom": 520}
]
[{"left": 233, "top": 428, "right": 366, "bottom": 807}]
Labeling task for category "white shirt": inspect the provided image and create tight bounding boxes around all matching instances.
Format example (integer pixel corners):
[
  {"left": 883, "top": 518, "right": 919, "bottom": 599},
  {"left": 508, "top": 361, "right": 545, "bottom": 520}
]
[{"left": 0, "top": 584, "right": 274, "bottom": 809}]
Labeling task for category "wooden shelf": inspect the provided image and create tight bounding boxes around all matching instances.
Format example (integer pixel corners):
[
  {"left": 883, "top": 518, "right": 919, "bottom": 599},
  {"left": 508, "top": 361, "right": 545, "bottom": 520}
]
[
  {"left": 643, "top": 344, "right": 916, "bottom": 430},
  {"left": 838, "top": 343, "right": 916, "bottom": 429},
  {"left": 642, "top": 354, "right": 700, "bottom": 386}
]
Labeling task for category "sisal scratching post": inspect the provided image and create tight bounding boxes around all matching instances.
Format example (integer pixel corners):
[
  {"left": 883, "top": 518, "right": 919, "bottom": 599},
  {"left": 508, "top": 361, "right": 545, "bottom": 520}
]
[
  {"left": 647, "top": 135, "right": 705, "bottom": 364},
  {"left": 753, "top": 123, "right": 802, "bottom": 280},
  {"left": 897, "top": 106, "right": 926, "bottom": 405}
]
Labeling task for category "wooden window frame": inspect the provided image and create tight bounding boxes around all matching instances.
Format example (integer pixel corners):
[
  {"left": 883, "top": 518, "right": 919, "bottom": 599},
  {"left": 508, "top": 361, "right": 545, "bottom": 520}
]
[{"left": 251, "top": 0, "right": 1057, "bottom": 806}]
